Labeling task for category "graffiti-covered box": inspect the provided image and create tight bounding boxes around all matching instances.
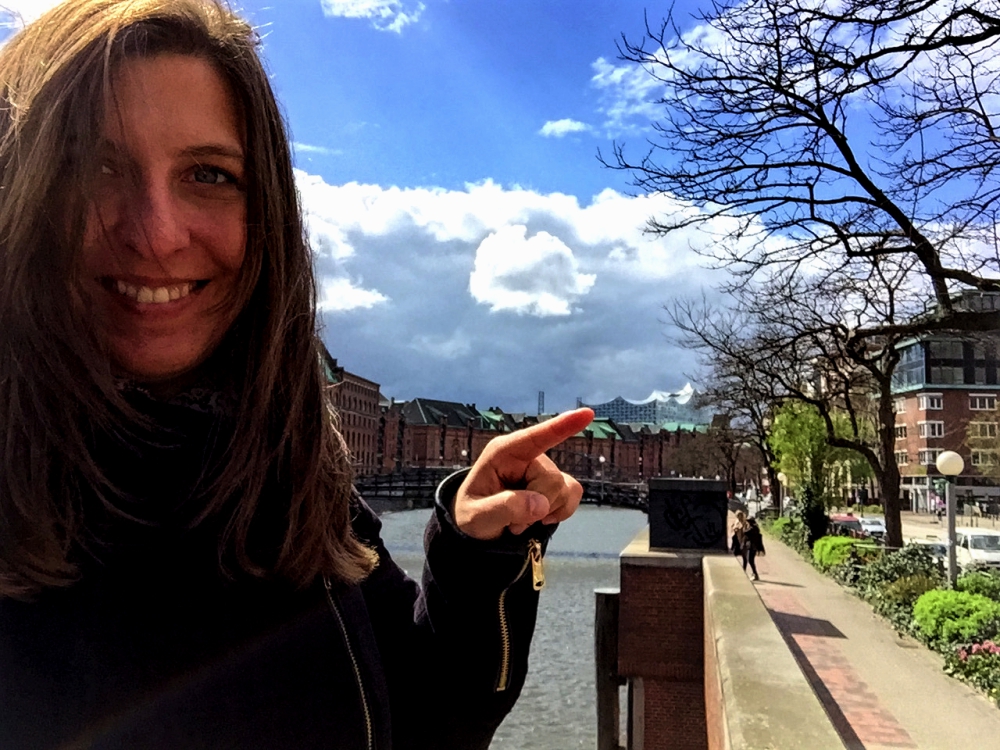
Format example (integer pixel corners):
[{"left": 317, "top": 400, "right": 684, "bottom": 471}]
[{"left": 647, "top": 477, "right": 727, "bottom": 550}]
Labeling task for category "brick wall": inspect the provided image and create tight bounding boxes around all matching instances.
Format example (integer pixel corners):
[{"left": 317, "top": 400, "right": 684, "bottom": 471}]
[{"left": 619, "top": 558, "right": 707, "bottom": 750}]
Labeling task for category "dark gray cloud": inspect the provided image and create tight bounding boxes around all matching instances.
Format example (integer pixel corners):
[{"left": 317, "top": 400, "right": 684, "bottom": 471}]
[{"left": 298, "top": 171, "right": 727, "bottom": 413}]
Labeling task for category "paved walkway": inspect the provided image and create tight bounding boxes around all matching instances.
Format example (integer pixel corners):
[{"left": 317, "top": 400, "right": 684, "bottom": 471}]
[{"left": 751, "top": 536, "right": 1000, "bottom": 749}]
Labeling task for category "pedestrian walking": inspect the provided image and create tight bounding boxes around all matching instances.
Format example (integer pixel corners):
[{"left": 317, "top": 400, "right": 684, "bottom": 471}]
[
  {"left": 744, "top": 518, "right": 766, "bottom": 581},
  {"left": 732, "top": 510, "right": 748, "bottom": 557}
]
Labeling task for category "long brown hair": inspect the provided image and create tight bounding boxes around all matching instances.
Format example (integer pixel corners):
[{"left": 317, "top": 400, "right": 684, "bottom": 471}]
[{"left": 0, "top": 0, "right": 375, "bottom": 598}]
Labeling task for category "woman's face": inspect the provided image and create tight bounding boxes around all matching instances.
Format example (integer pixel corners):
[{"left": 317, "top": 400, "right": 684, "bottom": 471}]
[{"left": 80, "top": 53, "right": 247, "bottom": 381}]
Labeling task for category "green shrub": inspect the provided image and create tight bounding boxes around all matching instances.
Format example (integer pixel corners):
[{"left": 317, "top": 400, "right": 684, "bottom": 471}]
[
  {"left": 945, "top": 641, "right": 1000, "bottom": 703},
  {"left": 856, "top": 544, "right": 943, "bottom": 603},
  {"left": 812, "top": 536, "right": 860, "bottom": 570},
  {"left": 771, "top": 517, "right": 791, "bottom": 535},
  {"left": 874, "top": 574, "right": 940, "bottom": 634},
  {"left": 957, "top": 571, "right": 1000, "bottom": 602},
  {"left": 766, "top": 515, "right": 809, "bottom": 554},
  {"left": 913, "top": 590, "right": 1000, "bottom": 647}
]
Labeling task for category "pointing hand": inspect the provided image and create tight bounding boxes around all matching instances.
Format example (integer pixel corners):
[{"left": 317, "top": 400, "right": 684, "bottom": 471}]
[{"left": 453, "top": 408, "right": 594, "bottom": 540}]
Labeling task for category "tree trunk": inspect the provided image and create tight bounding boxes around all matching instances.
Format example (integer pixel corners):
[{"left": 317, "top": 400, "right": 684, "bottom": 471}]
[
  {"left": 878, "top": 381, "right": 904, "bottom": 548},
  {"left": 881, "top": 459, "right": 903, "bottom": 548},
  {"left": 766, "top": 465, "right": 781, "bottom": 516}
]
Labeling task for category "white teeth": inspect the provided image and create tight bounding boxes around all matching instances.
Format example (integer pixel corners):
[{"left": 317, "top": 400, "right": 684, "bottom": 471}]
[{"left": 113, "top": 280, "right": 195, "bottom": 304}]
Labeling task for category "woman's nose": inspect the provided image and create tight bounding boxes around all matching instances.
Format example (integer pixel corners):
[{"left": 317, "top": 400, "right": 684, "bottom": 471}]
[{"left": 121, "top": 182, "right": 189, "bottom": 259}]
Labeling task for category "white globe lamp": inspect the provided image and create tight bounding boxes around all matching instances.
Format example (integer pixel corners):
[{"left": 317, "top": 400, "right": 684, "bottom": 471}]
[{"left": 935, "top": 450, "right": 963, "bottom": 587}]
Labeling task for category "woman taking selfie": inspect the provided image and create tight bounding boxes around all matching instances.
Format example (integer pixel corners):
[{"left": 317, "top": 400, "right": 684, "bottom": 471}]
[{"left": 0, "top": 1, "right": 592, "bottom": 747}]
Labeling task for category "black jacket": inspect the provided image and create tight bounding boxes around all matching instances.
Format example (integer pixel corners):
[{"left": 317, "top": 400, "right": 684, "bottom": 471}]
[
  {"left": 745, "top": 525, "right": 765, "bottom": 554},
  {"left": 0, "top": 395, "right": 549, "bottom": 749}
]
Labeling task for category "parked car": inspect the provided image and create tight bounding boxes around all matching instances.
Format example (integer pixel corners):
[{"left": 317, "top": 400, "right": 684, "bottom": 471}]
[
  {"left": 858, "top": 517, "right": 887, "bottom": 542},
  {"left": 910, "top": 538, "right": 948, "bottom": 565},
  {"left": 955, "top": 528, "right": 1000, "bottom": 570},
  {"left": 829, "top": 513, "right": 865, "bottom": 539}
]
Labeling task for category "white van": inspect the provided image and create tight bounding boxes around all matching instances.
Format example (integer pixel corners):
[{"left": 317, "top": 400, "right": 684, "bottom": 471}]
[{"left": 955, "top": 527, "right": 1000, "bottom": 569}]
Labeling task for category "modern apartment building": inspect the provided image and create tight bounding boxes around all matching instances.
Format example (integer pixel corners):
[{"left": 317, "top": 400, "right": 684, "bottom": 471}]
[{"left": 893, "top": 326, "right": 1000, "bottom": 512}]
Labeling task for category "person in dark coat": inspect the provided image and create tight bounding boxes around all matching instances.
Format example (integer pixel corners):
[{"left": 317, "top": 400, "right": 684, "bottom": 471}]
[
  {"left": 0, "top": 2, "right": 594, "bottom": 747},
  {"left": 744, "top": 518, "right": 766, "bottom": 581},
  {"left": 732, "top": 510, "right": 748, "bottom": 556}
]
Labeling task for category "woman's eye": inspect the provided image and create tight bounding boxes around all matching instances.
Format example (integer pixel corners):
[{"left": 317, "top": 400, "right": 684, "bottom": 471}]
[{"left": 191, "top": 167, "right": 234, "bottom": 185}]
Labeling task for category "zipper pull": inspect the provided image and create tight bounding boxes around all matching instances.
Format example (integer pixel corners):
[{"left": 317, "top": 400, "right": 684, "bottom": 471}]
[{"left": 529, "top": 539, "right": 545, "bottom": 591}]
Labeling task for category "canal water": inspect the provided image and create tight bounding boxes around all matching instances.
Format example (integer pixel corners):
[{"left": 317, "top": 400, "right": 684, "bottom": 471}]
[{"left": 378, "top": 505, "right": 649, "bottom": 749}]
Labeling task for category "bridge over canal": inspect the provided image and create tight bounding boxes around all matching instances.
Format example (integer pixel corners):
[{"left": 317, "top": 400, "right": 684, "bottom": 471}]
[{"left": 355, "top": 468, "right": 649, "bottom": 514}]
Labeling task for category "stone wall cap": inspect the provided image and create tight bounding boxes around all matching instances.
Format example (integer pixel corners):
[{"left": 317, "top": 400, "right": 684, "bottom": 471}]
[
  {"left": 703, "top": 555, "right": 846, "bottom": 748},
  {"left": 619, "top": 526, "right": 729, "bottom": 568}
]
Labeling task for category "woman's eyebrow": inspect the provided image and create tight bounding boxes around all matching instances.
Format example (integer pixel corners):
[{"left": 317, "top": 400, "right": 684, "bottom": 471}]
[{"left": 182, "top": 144, "right": 245, "bottom": 162}]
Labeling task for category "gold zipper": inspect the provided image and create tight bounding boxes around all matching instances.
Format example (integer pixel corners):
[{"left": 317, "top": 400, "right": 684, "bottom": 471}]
[
  {"left": 324, "top": 578, "right": 374, "bottom": 750},
  {"left": 529, "top": 539, "right": 545, "bottom": 591},
  {"left": 496, "top": 539, "right": 545, "bottom": 692}
]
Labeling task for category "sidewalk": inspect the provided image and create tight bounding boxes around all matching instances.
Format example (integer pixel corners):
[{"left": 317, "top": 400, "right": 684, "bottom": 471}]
[{"left": 750, "top": 537, "right": 1000, "bottom": 749}]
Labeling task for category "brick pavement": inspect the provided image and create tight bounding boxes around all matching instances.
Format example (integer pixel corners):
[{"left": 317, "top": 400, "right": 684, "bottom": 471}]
[
  {"left": 732, "top": 514, "right": 1000, "bottom": 749},
  {"left": 756, "top": 582, "right": 917, "bottom": 750}
]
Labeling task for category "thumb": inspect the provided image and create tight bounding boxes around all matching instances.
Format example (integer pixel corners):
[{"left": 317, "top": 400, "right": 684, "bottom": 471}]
[{"left": 455, "top": 489, "right": 551, "bottom": 541}]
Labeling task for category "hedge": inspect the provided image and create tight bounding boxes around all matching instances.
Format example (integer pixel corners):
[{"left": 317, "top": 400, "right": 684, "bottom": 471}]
[
  {"left": 812, "top": 536, "right": 862, "bottom": 570},
  {"left": 913, "top": 590, "right": 1000, "bottom": 646},
  {"left": 957, "top": 571, "right": 1000, "bottom": 602}
]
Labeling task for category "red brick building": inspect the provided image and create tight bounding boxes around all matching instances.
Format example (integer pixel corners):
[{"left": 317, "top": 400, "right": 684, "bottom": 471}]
[
  {"left": 323, "top": 352, "right": 382, "bottom": 476},
  {"left": 893, "top": 330, "right": 1000, "bottom": 512},
  {"left": 320, "top": 348, "right": 730, "bottom": 484}
]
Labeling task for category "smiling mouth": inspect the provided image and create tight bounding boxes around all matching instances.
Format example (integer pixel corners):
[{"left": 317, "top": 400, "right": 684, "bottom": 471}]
[{"left": 103, "top": 278, "right": 209, "bottom": 304}]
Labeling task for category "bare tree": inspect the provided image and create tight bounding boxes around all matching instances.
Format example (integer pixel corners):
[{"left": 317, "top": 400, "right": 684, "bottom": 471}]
[
  {"left": 670, "top": 255, "right": 916, "bottom": 546},
  {"left": 607, "top": 0, "right": 1000, "bottom": 331},
  {"left": 693, "top": 338, "right": 784, "bottom": 507},
  {"left": 609, "top": 0, "right": 1000, "bottom": 546}
]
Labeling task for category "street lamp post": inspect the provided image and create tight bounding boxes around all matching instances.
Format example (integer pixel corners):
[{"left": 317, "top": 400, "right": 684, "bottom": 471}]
[
  {"left": 936, "top": 450, "right": 964, "bottom": 588},
  {"left": 598, "top": 455, "right": 606, "bottom": 506},
  {"left": 461, "top": 448, "right": 468, "bottom": 466},
  {"left": 777, "top": 472, "right": 787, "bottom": 516}
]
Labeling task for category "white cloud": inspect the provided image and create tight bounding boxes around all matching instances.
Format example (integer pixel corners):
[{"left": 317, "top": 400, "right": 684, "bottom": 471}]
[
  {"left": 318, "top": 276, "right": 388, "bottom": 312},
  {"left": 320, "top": 0, "right": 425, "bottom": 33},
  {"left": 469, "top": 225, "right": 596, "bottom": 316},
  {"left": 293, "top": 142, "right": 344, "bottom": 157},
  {"left": 0, "top": 0, "right": 59, "bottom": 29},
  {"left": 293, "top": 168, "right": 744, "bottom": 411},
  {"left": 590, "top": 56, "right": 664, "bottom": 135},
  {"left": 539, "top": 119, "right": 592, "bottom": 138}
]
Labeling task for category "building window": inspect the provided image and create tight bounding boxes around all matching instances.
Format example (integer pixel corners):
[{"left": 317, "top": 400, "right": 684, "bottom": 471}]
[
  {"left": 972, "top": 450, "right": 999, "bottom": 467},
  {"left": 893, "top": 343, "right": 926, "bottom": 389},
  {"left": 918, "top": 421, "right": 944, "bottom": 438},
  {"left": 929, "top": 340, "right": 964, "bottom": 359},
  {"left": 929, "top": 366, "right": 965, "bottom": 385},
  {"left": 919, "top": 449, "right": 943, "bottom": 465},
  {"left": 970, "top": 395, "right": 997, "bottom": 411},
  {"left": 893, "top": 397, "right": 906, "bottom": 413},
  {"left": 970, "top": 422, "right": 999, "bottom": 439},
  {"left": 919, "top": 394, "right": 943, "bottom": 411},
  {"left": 894, "top": 425, "right": 907, "bottom": 439},
  {"left": 895, "top": 451, "right": 909, "bottom": 465}
]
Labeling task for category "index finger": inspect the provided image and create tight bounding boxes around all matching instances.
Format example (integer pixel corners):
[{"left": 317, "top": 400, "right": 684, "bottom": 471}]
[{"left": 496, "top": 408, "right": 594, "bottom": 462}]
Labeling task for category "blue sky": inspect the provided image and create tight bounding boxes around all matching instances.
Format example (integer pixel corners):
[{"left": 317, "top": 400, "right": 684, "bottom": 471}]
[{"left": 4, "top": 0, "right": 725, "bottom": 414}]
